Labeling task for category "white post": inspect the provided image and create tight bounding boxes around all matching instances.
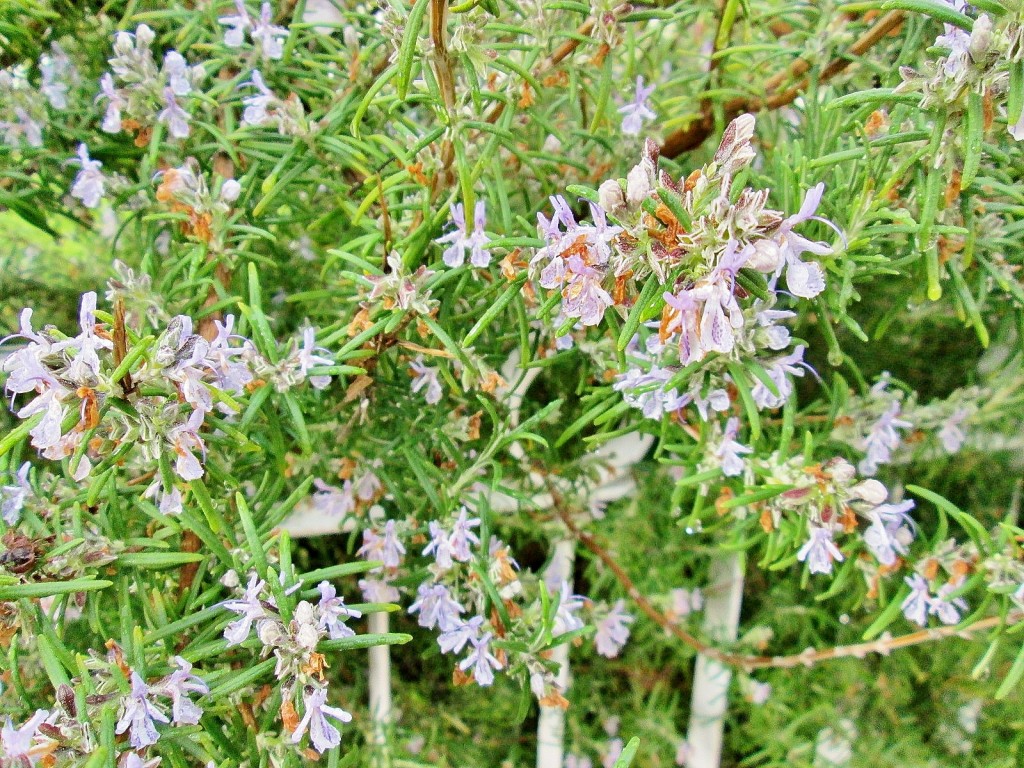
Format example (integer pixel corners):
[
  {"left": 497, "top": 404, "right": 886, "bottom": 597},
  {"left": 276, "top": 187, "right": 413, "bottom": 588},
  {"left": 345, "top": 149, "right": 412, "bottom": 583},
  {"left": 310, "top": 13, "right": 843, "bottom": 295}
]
[
  {"left": 368, "top": 611, "right": 392, "bottom": 765},
  {"left": 685, "top": 552, "right": 744, "bottom": 768},
  {"left": 536, "top": 538, "right": 576, "bottom": 768}
]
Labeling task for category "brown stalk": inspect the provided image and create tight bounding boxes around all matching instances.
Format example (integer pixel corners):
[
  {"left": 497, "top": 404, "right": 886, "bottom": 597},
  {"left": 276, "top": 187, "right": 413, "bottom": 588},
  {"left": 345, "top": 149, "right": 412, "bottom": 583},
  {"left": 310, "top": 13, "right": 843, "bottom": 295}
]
[
  {"left": 548, "top": 484, "right": 1019, "bottom": 671},
  {"left": 661, "top": 10, "right": 906, "bottom": 159}
]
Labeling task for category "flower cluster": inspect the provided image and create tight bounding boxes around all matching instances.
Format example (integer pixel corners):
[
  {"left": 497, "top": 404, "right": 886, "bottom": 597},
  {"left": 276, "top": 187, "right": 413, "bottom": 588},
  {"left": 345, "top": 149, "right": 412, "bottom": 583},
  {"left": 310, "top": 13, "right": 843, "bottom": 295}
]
[
  {"left": 0, "top": 63, "right": 48, "bottom": 148},
  {"left": 901, "top": 538, "right": 978, "bottom": 626},
  {"left": 754, "top": 454, "right": 918, "bottom": 579},
  {"left": 221, "top": 574, "right": 360, "bottom": 753},
  {"left": 240, "top": 69, "right": 311, "bottom": 135},
  {"left": 219, "top": 1, "right": 290, "bottom": 61},
  {"left": 898, "top": 3, "right": 1024, "bottom": 144},
  {"left": 98, "top": 24, "right": 206, "bottom": 141},
  {"left": 1, "top": 648, "right": 207, "bottom": 764},
  {"left": 0, "top": 290, "right": 334, "bottom": 511}
]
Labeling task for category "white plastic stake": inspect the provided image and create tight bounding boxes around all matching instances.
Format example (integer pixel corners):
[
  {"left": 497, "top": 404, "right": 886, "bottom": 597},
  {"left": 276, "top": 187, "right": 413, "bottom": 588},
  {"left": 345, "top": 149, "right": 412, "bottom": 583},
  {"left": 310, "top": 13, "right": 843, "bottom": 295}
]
[
  {"left": 685, "top": 552, "right": 745, "bottom": 768},
  {"left": 368, "top": 611, "right": 393, "bottom": 761},
  {"left": 536, "top": 538, "right": 576, "bottom": 768}
]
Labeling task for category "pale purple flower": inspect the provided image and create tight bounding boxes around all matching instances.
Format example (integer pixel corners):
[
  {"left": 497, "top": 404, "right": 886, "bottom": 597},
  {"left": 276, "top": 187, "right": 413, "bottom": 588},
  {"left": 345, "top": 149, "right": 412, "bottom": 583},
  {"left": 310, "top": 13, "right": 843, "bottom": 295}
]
[
  {"left": 662, "top": 288, "right": 702, "bottom": 364},
  {"left": 437, "top": 201, "right": 492, "bottom": 268},
  {"left": 752, "top": 346, "right": 808, "bottom": 410},
  {"left": 96, "top": 73, "right": 125, "bottom": 133},
  {"left": 619, "top": 76, "right": 656, "bottom": 136},
  {"left": 297, "top": 328, "right": 333, "bottom": 390},
  {"left": 458, "top": 631, "right": 503, "bottom": 685},
  {"left": 594, "top": 599, "right": 633, "bottom": 658},
  {"left": 797, "top": 525, "right": 844, "bottom": 575},
  {"left": 938, "top": 408, "right": 969, "bottom": 453},
  {"left": 116, "top": 672, "right": 170, "bottom": 749},
  {"left": 693, "top": 241, "right": 748, "bottom": 355},
  {"left": 252, "top": 3, "right": 289, "bottom": 60},
  {"left": 714, "top": 417, "right": 752, "bottom": 477},
  {"left": 62, "top": 291, "right": 113, "bottom": 381},
  {"left": 162, "top": 51, "right": 192, "bottom": 96},
  {"left": 449, "top": 507, "right": 481, "bottom": 562},
  {"left": 158, "top": 88, "right": 190, "bottom": 138},
  {"left": 39, "top": 47, "right": 72, "bottom": 109},
  {"left": 70, "top": 143, "right": 105, "bottom": 208},
  {"left": 312, "top": 478, "right": 355, "bottom": 518},
  {"left": 1, "top": 462, "right": 32, "bottom": 525},
  {"left": 222, "top": 573, "right": 268, "bottom": 645},
  {"left": 561, "top": 256, "right": 613, "bottom": 326},
  {"left": 930, "top": 583, "right": 968, "bottom": 625},
  {"left": 410, "top": 357, "right": 442, "bottom": 404},
  {"left": 859, "top": 400, "right": 912, "bottom": 475},
  {"left": 359, "top": 577, "right": 399, "bottom": 603},
  {"left": 350, "top": 465, "right": 379, "bottom": 502},
  {"left": 552, "top": 580, "right": 586, "bottom": 636},
  {"left": 158, "top": 656, "right": 208, "bottom": 725},
  {"left": 291, "top": 686, "right": 352, "bottom": 754},
  {"left": 317, "top": 581, "right": 362, "bottom": 639},
  {"left": 901, "top": 574, "right": 931, "bottom": 626},
  {"left": 422, "top": 520, "right": 455, "bottom": 570},
  {"left": 771, "top": 183, "right": 838, "bottom": 299},
  {"left": 1010, "top": 109, "right": 1024, "bottom": 141},
  {"left": 566, "top": 754, "right": 594, "bottom": 768},
  {"left": 220, "top": 179, "right": 242, "bottom": 203},
  {"left": 438, "top": 615, "right": 484, "bottom": 654},
  {"left": 241, "top": 70, "right": 276, "bottom": 126},
  {"left": 358, "top": 519, "right": 405, "bottom": 568},
  {"left": 218, "top": 0, "right": 252, "bottom": 47},
  {"left": 602, "top": 737, "right": 624, "bottom": 768},
  {"left": 409, "top": 582, "right": 464, "bottom": 631},
  {"left": 670, "top": 587, "right": 703, "bottom": 619},
  {"left": 167, "top": 408, "right": 206, "bottom": 480},
  {"left": 1, "top": 710, "right": 50, "bottom": 761},
  {"left": 745, "top": 679, "right": 772, "bottom": 705},
  {"left": 863, "top": 500, "right": 915, "bottom": 566}
]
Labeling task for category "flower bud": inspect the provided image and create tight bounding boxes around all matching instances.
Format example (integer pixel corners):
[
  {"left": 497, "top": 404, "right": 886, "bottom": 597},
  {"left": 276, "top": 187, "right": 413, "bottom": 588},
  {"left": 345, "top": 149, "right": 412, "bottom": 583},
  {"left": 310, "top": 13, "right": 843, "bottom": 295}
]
[
  {"left": 626, "top": 159, "right": 654, "bottom": 208},
  {"left": 849, "top": 478, "right": 888, "bottom": 505},
  {"left": 598, "top": 179, "right": 625, "bottom": 216},
  {"left": 746, "top": 238, "right": 782, "bottom": 273},
  {"left": 969, "top": 15, "right": 993, "bottom": 62},
  {"left": 220, "top": 179, "right": 241, "bottom": 203}
]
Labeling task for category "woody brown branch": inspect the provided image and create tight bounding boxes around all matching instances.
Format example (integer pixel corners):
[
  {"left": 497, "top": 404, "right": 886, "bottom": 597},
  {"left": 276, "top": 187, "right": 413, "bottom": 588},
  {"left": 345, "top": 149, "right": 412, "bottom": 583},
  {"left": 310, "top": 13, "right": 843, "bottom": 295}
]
[
  {"left": 548, "top": 483, "right": 1020, "bottom": 671},
  {"left": 661, "top": 10, "right": 905, "bottom": 159}
]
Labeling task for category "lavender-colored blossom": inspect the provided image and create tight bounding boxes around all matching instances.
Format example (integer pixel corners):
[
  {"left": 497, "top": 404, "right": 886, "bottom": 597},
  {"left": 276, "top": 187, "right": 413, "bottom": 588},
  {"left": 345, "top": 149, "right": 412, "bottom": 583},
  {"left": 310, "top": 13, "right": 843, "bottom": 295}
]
[
  {"left": 459, "top": 631, "right": 503, "bottom": 685},
  {"left": 410, "top": 357, "right": 442, "bottom": 404},
  {"left": 241, "top": 70, "right": 276, "bottom": 126},
  {"left": 39, "top": 46, "right": 73, "bottom": 109},
  {"left": 771, "top": 183, "right": 838, "bottom": 299},
  {"left": 1, "top": 462, "right": 32, "bottom": 525},
  {"left": 96, "top": 73, "right": 126, "bottom": 133},
  {"left": 158, "top": 88, "right": 190, "bottom": 138},
  {"left": 662, "top": 288, "right": 703, "bottom": 364},
  {"left": 252, "top": 2, "right": 289, "bottom": 60},
  {"left": 603, "top": 737, "right": 624, "bottom": 768},
  {"left": 167, "top": 408, "right": 206, "bottom": 480},
  {"left": 354, "top": 466, "right": 381, "bottom": 501},
  {"left": 797, "top": 525, "right": 844, "bottom": 575},
  {"left": 159, "top": 657, "right": 209, "bottom": 725},
  {"left": 752, "top": 346, "right": 808, "bottom": 410},
  {"left": 619, "top": 76, "right": 656, "bottom": 136},
  {"left": 222, "top": 573, "right": 268, "bottom": 646},
  {"left": 312, "top": 478, "right": 355, "bottom": 518},
  {"left": 409, "top": 582, "right": 464, "bottom": 631},
  {"left": 116, "top": 672, "right": 170, "bottom": 749},
  {"left": 670, "top": 587, "right": 703, "bottom": 619},
  {"left": 938, "top": 408, "right": 969, "bottom": 453},
  {"left": 449, "top": 507, "right": 481, "bottom": 562},
  {"left": 859, "top": 400, "right": 912, "bottom": 476},
  {"left": 358, "top": 520, "right": 406, "bottom": 568},
  {"left": 439, "top": 615, "right": 484, "bottom": 654},
  {"left": 594, "top": 599, "right": 633, "bottom": 658},
  {"left": 162, "top": 51, "right": 192, "bottom": 96},
  {"left": 70, "top": 143, "right": 105, "bottom": 209},
  {"left": 359, "top": 577, "right": 399, "bottom": 603},
  {"left": 694, "top": 241, "right": 749, "bottom": 355},
  {"left": 552, "top": 580, "right": 586, "bottom": 636},
  {"left": 219, "top": 0, "right": 252, "bottom": 47},
  {"left": 317, "top": 581, "right": 362, "bottom": 639},
  {"left": 929, "top": 583, "right": 968, "bottom": 625},
  {"left": 291, "top": 686, "right": 353, "bottom": 754},
  {"left": 423, "top": 520, "right": 455, "bottom": 570},
  {"left": 296, "top": 328, "right": 333, "bottom": 390},
  {"left": 901, "top": 574, "right": 931, "bottom": 626},
  {"left": 437, "top": 201, "right": 492, "bottom": 268},
  {"left": 1, "top": 710, "right": 50, "bottom": 761},
  {"left": 714, "top": 417, "right": 752, "bottom": 477}
]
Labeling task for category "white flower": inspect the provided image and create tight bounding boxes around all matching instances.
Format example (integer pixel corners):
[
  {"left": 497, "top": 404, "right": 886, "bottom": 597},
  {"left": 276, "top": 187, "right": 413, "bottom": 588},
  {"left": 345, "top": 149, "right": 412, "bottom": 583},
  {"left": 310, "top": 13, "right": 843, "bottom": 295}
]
[{"left": 797, "top": 525, "right": 844, "bottom": 575}]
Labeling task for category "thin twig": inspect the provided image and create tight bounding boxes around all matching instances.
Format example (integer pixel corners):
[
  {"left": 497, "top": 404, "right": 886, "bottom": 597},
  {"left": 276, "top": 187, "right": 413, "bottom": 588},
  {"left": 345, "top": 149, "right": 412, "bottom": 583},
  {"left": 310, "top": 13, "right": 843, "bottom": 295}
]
[
  {"left": 549, "top": 485, "right": 1020, "bottom": 671},
  {"left": 661, "top": 11, "right": 905, "bottom": 159}
]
